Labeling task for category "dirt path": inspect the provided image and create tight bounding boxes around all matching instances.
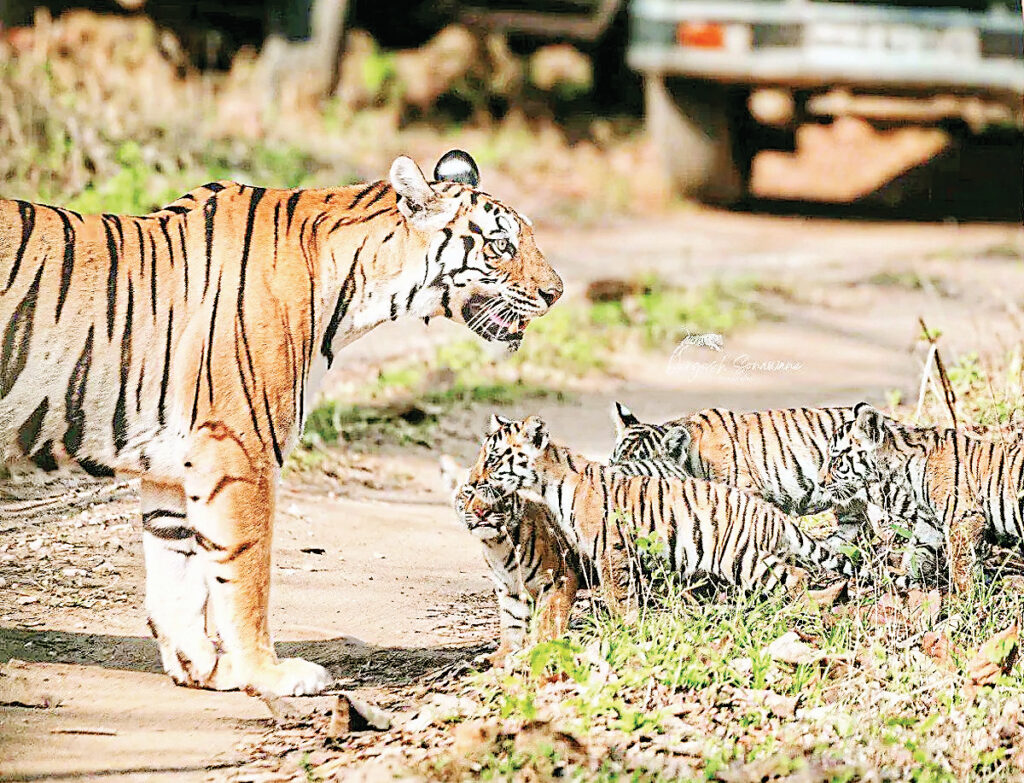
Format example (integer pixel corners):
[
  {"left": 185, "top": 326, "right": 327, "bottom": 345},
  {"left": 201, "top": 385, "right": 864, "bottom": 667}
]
[{"left": 2, "top": 205, "right": 1021, "bottom": 780}]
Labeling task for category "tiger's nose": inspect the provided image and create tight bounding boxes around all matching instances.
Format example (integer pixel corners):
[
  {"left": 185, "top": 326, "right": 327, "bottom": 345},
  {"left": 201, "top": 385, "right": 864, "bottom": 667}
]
[{"left": 539, "top": 286, "right": 562, "bottom": 308}]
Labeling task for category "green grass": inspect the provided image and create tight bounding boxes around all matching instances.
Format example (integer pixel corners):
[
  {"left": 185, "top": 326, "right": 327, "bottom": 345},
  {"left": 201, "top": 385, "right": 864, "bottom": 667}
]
[{"left": 405, "top": 571, "right": 1024, "bottom": 782}]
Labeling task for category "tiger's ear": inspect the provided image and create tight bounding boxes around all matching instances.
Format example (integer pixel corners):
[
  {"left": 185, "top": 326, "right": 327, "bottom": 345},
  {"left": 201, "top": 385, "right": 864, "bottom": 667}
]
[
  {"left": 660, "top": 426, "right": 691, "bottom": 462},
  {"left": 612, "top": 401, "right": 640, "bottom": 438},
  {"left": 434, "top": 149, "right": 480, "bottom": 187},
  {"left": 390, "top": 155, "right": 447, "bottom": 228},
  {"left": 439, "top": 455, "right": 467, "bottom": 494},
  {"left": 852, "top": 403, "right": 888, "bottom": 447},
  {"left": 489, "top": 414, "right": 513, "bottom": 434},
  {"left": 521, "top": 416, "right": 549, "bottom": 452}
]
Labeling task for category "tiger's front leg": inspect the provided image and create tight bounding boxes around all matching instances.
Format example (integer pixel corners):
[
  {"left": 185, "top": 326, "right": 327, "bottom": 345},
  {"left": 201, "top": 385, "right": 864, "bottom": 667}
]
[
  {"left": 141, "top": 480, "right": 220, "bottom": 686},
  {"left": 182, "top": 423, "right": 331, "bottom": 696}
]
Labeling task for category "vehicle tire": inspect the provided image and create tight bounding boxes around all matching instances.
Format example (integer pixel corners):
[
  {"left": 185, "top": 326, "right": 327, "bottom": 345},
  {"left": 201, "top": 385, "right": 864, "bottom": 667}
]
[{"left": 645, "top": 75, "right": 752, "bottom": 205}]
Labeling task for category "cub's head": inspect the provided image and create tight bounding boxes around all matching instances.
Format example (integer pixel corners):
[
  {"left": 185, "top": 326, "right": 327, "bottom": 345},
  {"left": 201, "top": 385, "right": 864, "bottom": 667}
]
[
  {"left": 467, "top": 415, "right": 550, "bottom": 500},
  {"left": 439, "top": 455, "right": 508, "bottom": 541},
  {"left": 820, "top": 403, "right": 901, "bottom": 502},
  {"left": 609, "top": 402, "right": 691, "bottom": 466},
  {"left": 390, "top": 150, "right": 563, "bottom": 353}
]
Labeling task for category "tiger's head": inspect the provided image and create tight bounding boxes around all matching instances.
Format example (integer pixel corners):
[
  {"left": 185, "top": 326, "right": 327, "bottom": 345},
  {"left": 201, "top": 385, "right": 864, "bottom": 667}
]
[
  {"left": 820, "top": 403, "right": 906, "bottom": 503},
  {"left": 440, "top": 454, "right": 509, "bottom": 541},
  {"left": 609, "top": 402, "right": 692, "bottom": 466},
  {"left": 467, "top": 415, "right": 550, "bottom": 501},
  {"left": 390, "top": 150, "right": 563, "bottom": 353}
]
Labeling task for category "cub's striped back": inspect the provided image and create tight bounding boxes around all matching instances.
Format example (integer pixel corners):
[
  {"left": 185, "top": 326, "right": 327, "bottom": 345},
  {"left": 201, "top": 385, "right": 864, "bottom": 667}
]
[{"left": 610, "top": 402, "right": 868, "bottom": 545}]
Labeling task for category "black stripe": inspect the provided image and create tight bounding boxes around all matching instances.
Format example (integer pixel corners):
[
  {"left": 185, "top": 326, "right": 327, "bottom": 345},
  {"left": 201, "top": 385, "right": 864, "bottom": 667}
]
[
  {"left": 236, "top": 187, "right": 266, "bottom": 321},
  {"left": 203, "top": 198, "right": 217, "bottom": 298},
  {"left": 158, "top": 308, "right": 174, "bottom": 426},
  {"left": 348, "top": 181, "right": 378, "bottom": 209},
  {"left": 142, "top": 509, "right": 187, "bottom": 523},
  {"left": 77, "top": 457, "right": 115, "bottom": 478},
  {"left": 149, "top": 231, "right": 159, "bottom": 320},
  {"left": 321, "top": 240, "right": 364, "bottom": 367},
  {"left": 206, "top": 273, "right": 222, "bottom": 404},
  {"left": 262, "top": 389, "right": 283, "bottom": 466},
  {"left": 205, "top": 182, "right": 226, "bottom": 193},
  {"left": 112, "top": 284, "right": 134, "bottom": 453},
  {"left": 177, "top": 222, "right": 189, "bottom": 302},
  {"left": 286, "top": 190, "right": 302, "bottom": 230},
  {"left": 17, "top": 397, "right": 49, "bottom": 455},
  {"left": 364, "top": 183, "right": 390, "bottom": 209},
  {"left": 30, "top": 440, "right": 58, "bottom": 471},
  {"left": 3, "top": 201, "right": 36, "bottom": 294},
  {"left": 161, "top": 205, "right": 191, "bottom": 215},
  {"left": 54, "top": 209, "right": 76, "bottom": 322},
  {"left": 102, "top": 218, "right": 120, "bottom": 340},
  {"left": 0, "top": 265, "right": 44, "bottom": 398},
  {"left": 62, "top": 325, "right": 94, "bottom": 456}
]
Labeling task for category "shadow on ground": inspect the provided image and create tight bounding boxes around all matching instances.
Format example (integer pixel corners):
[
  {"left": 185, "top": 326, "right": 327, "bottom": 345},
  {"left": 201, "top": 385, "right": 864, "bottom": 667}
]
[
  {"left": 0, "top": 627, "right": 490, "bottom": 686},
  {"left": 747, "top": 130, "right": 1024, "bottom": 224}
]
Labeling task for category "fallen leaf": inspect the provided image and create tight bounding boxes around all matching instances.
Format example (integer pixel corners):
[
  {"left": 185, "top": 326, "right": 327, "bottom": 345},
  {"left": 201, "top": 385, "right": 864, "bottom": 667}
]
[
  {"left": 727, "top": 687, "right": 798, "bottom": 719},
  {"left": 806, "top": 580, "right": 848, "bottom": 608},
  {"left": 921, "top": 631, "right": 956, "bottom": 670},
  {"left": 763, "top": 631, "right": 822, "bottom": 665},
  {"left": 327, "top": 692, "right": 391, "bottom": 736},
  {"left": 450, "top": 718, "right": 500, "bottom": 757},
  {"left": 907, "top": 589, "right": 942, "bottom": 626},
  {"left": 967, "top": 624, "right": 1019, "bottom": 687}
]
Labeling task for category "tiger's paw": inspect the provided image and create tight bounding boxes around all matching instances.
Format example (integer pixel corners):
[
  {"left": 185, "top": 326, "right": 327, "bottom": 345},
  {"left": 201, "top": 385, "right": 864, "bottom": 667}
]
[{"left": 242, "top": 657, "right": 333, "bottom": 697}]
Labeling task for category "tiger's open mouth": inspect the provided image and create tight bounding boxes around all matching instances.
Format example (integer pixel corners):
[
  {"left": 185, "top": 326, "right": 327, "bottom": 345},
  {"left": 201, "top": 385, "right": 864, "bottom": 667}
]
[{"left": 461, "top": 294, "right": 528, "bottom": 349}]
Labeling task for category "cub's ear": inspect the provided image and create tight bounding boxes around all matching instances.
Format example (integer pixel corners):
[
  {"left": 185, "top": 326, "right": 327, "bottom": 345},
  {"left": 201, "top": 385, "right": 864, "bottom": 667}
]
[
  {"left": 489, "top": 413, "right": 513, "bottom": 433},
  {"left": 433, "top": 149, "right": 480, "bottom": 187},
  {"left": 439, "top": 455, "right": 467, "bottom": 494},
  {"left": 660, "top": 426, "right": 692, "bottom": 462},
  {"left": 390, "top": 155, "right": 439, "bottom": 225},
  {"left": 522, "top": 416, "right": 549, "bottom": 451},
  {"left": 611, "top": 401, "right": 640, "bottom": 438},
  {"left": 852, "top": 403, "right": 888, "bottom": 446}
]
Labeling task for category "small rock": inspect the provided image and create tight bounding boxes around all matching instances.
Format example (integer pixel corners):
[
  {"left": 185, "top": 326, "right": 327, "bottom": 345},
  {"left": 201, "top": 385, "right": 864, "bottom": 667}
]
[{"left": 17, "top": 596, "right": 38, "bottom": 605}]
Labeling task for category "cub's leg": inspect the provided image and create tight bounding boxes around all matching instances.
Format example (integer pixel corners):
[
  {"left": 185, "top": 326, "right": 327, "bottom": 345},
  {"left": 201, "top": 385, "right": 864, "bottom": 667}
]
[
  {"left": 533, "top": 570, "right": 579, "bottom": 643},
  {"left": 824, "top": 498, "right": 871, "bottom": 550},
  {"left": 489, "top": 584, "right": 531, "bottom": 666},
  {"left": 946, "top": 511, "right": 985, "bottom": 596},
  {"left": 898, "top": 514, "right": 946, "bottom": 590},
  {"left": 742, "top": 554, "right": 806, "bottom": 595},
  {"left": 184, "top": 422, "right": 331, "bottom": 696},
  {"left": 141, "top": 480, "right": 221, "bottom": 686}
]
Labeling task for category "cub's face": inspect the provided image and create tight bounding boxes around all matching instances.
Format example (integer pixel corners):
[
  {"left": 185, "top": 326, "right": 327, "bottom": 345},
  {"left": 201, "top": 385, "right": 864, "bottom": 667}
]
[
  {"left": 452, "top": 483, "right": 508, "bottom": 541},
  {"left": 391, "top": 151, "right": 563, "bottom": 354},
  {"left": 609, "top": 402, "right": 692, "bottom": 467},
  {"left": 468, "top": 415, "right": 549, "bottom": 501},
  {"left": 820, "top": 404, "right": 898, "bottom": 502}
]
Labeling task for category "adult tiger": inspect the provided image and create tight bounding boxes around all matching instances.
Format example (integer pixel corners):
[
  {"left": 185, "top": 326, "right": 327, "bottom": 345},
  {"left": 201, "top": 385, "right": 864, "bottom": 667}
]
[
  {"left": 467, "top": 416, "right": 853, "bottom": 612},
  {"left": 0, "top": 150, "right": 563, "bottom": 696}
]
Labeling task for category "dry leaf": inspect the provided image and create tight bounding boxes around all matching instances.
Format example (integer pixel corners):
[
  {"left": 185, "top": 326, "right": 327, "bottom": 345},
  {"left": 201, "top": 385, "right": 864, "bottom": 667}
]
[
  {"left": 763, "top": 631, "right": 822, "bottom": 665},
  {"left": 967, "top": 624, "right": 1019, "bottom": 687},
  {"left": 327, "top": 693, "right": 392, "bottom": 737},
  {"left": 806, "top": 580, "right": 848, "bottom": 608},
  {"left": 907, "top": 589, "right": 942, "bottom": 626},
  {"left": 728, "top": 687, "right": 798, "bottom": 718},
  {"left": 921, "top": 631, "right": 956, "bottom": 670},
  {"left": 451, "top": 718, "right": 500, "bottom": 757}
]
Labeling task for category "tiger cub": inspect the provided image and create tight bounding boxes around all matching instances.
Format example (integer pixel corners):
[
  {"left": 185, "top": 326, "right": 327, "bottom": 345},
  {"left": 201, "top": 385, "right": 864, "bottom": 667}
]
[
  {"left": 441, "top": 456, "right": 582, "bottom": 665},
  {"left": 468, "top": 415, "right": 854, "bottom": 612},
  {"left": 821, "top": 403, "right": 1021, "bottom": 593},
  {"left": 610, "top": 402, "right": 870, "bottom": 548},
  {"left": 441, "top": 453, "right": 688, "bottom": 662}
]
